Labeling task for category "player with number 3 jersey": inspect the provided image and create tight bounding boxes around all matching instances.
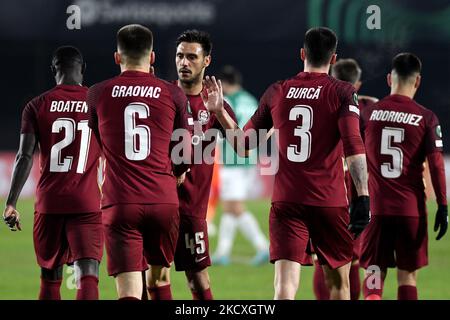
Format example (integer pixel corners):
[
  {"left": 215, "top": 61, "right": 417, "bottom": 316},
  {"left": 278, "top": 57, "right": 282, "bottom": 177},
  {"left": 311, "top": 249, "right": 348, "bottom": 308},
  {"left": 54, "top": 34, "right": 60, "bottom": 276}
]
[{"left": 202, "top": 27, "right": 370, "bottom": 300}]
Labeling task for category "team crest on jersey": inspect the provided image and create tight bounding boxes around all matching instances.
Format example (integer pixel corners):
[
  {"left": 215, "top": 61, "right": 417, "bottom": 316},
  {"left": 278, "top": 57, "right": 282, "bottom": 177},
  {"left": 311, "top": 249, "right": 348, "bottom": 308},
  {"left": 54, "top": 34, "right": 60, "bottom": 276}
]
[
  {"left": 436, "top": 125, "right": 442, "bottom": 138},
  {"left": 198, "top": 110, "right": 210, "bottom": 125},
  {"left": 352, "top": 92, "right": 359, "bottom": 105}
]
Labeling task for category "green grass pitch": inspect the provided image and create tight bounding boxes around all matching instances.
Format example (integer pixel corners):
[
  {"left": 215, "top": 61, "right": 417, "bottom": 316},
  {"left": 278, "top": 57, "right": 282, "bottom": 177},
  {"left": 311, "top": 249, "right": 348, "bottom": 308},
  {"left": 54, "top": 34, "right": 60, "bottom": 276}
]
[{"left": 0, "top": 199, "right": 449, "bottom": 300}]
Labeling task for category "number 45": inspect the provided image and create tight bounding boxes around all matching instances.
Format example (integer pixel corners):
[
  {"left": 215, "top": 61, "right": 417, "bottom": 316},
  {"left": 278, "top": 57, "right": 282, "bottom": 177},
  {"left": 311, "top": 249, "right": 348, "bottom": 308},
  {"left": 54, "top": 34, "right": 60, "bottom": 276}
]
[{"left": 185, "top": 232, "right": 205, "bottom": 255}]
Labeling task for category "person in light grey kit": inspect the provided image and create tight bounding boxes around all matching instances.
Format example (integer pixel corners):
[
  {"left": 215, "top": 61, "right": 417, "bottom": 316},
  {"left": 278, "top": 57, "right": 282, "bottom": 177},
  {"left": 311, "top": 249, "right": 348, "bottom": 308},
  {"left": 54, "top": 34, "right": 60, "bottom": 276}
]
[{"left": 212, "top": 65, "right": 269, "bottom": 266}]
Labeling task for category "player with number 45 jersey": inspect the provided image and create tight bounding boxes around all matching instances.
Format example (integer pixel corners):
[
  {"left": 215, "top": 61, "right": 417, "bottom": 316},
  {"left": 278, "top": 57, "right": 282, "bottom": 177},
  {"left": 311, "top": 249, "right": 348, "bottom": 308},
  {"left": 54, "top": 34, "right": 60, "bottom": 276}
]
[
  {"left": 3, "top": 46, "right": 103, "bottom": 300},
  {"left": 87, "top": 24, "right": 193, "bottom": 300},
  {"left": 359, "top": 53, "right": 448, "bottom": 300}
]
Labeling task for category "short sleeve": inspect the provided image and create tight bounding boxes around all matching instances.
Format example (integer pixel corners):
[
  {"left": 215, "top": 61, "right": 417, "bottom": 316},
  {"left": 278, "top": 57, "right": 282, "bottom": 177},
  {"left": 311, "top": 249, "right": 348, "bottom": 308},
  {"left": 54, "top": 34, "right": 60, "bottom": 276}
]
[
  {"left": 21, "top": 98, "right": 39, "bottom": 134},
  {"left": 425, "top": 111, "right": 444, "bottom": 154}
]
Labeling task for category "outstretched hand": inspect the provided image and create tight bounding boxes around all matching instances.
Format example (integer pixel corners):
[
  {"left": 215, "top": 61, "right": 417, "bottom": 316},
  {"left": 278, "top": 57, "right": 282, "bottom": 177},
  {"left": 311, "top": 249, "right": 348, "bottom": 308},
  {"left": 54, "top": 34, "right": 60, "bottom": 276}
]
[
  {"left": 3, "top": 205, "right": 22, "bottom": 231},
  {"left": 201, "top": 76, "right": 224, "bottom": 114}
]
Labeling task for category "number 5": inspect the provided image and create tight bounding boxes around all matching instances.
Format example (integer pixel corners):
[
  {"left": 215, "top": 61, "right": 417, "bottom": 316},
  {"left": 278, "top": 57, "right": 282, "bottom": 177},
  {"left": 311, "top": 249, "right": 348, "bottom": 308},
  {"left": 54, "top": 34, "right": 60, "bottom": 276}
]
[{"left": 380, "top": 127, "right": 404, "bottom": 178}]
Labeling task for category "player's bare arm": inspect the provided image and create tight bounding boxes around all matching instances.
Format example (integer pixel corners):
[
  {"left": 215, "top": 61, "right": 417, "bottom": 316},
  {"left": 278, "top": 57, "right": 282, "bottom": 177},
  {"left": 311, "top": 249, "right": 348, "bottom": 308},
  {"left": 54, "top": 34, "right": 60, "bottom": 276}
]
[
  {"left": 3, "top": 133, "right": 37, "bottom": 231},
  {"left": 202, "top": 75, "right": 249, "bottom": 157},
  {"left": 346, "top": 154, "right": 369, "bottom": 197},
  {"left": 338, "top": 111, "right": 370, "bottom": 237}
]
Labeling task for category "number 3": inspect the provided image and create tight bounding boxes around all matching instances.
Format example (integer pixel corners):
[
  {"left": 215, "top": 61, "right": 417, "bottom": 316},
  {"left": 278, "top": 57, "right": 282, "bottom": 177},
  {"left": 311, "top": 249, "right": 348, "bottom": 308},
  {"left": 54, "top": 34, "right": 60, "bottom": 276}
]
[{"left": 287, "top": 105, "right": 313, "bottom": 162}]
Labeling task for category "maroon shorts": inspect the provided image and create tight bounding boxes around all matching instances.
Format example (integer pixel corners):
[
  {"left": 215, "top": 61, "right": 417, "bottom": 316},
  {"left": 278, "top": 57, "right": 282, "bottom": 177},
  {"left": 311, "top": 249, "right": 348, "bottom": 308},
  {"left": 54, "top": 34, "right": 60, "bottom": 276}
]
[
  {"left": 270, "top": 202, "right": 353, "bottom": 269},
  {"left": 33, "top": 212, "right": 103, "bottom": 270},
  {"left": 174, "top": 215, "right": 211, "bottom": 272},
  {"left": 102, "top": 203, "right": 179, "bottom": 276},
  {"left": 359, "top": 215, "right": 428, "bottom": 271}
]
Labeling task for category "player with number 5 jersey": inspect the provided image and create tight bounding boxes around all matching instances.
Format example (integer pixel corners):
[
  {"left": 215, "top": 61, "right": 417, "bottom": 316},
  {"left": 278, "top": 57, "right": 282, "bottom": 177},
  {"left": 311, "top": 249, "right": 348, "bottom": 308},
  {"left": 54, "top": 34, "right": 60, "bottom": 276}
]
[
  {"left": 359, "top": 53, "right": 448, "bottom": 300},
  {"left": 3, "top": 46, "right": 103, "bottom": 300},
  {"left": 87, "top": 24, "right": 193, "bottom": 300}
]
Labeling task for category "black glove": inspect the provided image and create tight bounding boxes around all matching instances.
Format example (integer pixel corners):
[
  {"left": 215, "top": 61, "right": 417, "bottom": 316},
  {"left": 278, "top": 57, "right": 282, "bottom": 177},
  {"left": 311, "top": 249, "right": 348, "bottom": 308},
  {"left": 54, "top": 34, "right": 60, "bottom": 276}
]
[
  {"left": 434, "top": 204, "right": 448, "bottom": 240},
  {"left": 348, "top": 196, "right": 371, "bottom": 238}
]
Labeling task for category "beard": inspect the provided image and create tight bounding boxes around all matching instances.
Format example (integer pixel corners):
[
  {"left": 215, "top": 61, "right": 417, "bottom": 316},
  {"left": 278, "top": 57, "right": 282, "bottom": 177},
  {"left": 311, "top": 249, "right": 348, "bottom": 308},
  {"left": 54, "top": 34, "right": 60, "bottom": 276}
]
[{"left": 179, "top": 71, "right": 202, "bottom": 87}]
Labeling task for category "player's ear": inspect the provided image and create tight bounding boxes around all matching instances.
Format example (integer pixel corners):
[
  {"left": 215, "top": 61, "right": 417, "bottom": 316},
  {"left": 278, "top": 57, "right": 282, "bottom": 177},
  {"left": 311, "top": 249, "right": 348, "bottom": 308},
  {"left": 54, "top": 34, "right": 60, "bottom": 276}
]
[
  {"left": 415, "top": 74, "right": 421, "bottom": 89},
  {"left": 354, "top": 81, "right": 362, "bottom": 91},
  {"left": 50, "top": 65, "right": 57, "bottom": 76},
  {"left": 387, "top": 73, "right": 392, "bottom": 87},
  {"left": 300, "top": 48, "right": 306, "bottom": 61},
  {"left": 204, "top": 55, "right": 211, "bottom": 68},
  {"left": 114, "top": 52, "right": 121, "bottom": 65},
  {"left": 150, "top": 51, "right": 155, "bottom": 65},
  {"left": 81, "top": 62, "right": 87, "bottom": 74},
  {"left": 330, "top": 53, "right": 337, "bottom": 65}
]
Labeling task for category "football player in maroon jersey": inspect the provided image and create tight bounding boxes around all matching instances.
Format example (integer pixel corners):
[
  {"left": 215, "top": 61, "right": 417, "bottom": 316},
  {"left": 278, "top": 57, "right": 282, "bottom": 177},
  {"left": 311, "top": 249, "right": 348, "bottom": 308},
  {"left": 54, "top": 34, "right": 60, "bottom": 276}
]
[
  {"left": 3, "top": 46, "right": 103, "bottom": 300},
  {"left": 202, "top": 27, "right": 370, "bottom": 300},
  {"left": 360, "top": 53, "right": 447, "bottom": 300}
]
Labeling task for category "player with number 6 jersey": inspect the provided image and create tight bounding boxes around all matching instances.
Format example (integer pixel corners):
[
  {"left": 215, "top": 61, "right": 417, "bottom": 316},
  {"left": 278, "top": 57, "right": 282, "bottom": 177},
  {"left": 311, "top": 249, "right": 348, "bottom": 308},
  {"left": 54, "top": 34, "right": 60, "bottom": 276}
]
[
  {"left": 87, "top": 24, "right": 193, "bottom": 300},
  {"left": 3, "top": 46, "right": 103, "bottom": 300}
]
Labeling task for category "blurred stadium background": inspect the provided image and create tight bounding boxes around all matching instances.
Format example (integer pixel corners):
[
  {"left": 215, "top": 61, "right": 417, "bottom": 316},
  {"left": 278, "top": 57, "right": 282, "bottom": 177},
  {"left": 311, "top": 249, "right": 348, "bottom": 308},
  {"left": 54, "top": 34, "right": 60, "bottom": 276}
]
[{"left": 0, "top": 0, "right": 449, "bottom": 299}]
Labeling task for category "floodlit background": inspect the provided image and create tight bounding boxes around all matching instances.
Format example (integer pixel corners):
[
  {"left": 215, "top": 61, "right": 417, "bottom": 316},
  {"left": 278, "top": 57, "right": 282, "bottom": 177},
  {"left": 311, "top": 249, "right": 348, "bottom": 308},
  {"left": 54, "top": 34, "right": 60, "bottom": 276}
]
[{"left": 0, "top": 0, "right": 449, "bottom": 299}]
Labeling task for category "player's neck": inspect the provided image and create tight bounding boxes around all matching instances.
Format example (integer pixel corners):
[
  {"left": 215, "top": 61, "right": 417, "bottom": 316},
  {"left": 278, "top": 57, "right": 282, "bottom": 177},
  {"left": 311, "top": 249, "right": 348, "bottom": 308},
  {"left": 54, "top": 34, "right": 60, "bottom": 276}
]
[
  {"left": 120, "top": 64, "right": 150, "bottom": 74},
  {"left": 390, "top": 86, "right": 416, "bottom": 99},
  {"left": 56, "top": 75, "right": 82, "bottom": 86},
  {"left": 303, "top": 62, "right": 330, "bottom": 74},
  {"left": 179, "top": 80, "right": 203, "bottom": 96}
]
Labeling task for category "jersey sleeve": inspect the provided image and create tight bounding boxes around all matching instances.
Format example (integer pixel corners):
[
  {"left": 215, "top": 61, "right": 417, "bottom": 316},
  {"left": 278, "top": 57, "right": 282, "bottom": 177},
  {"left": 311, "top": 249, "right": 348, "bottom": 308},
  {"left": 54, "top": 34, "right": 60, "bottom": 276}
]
[
  {"left": 427, "top": 152, "right": 447, "bottom": 206},
  {"left": 424, "top": 111, "right": 444, "bottom": 155},
  {"left": 87, "top": 82, "right": 107, "bottom": 145},
  {"left": 21, "top": 97, "right": 39, "bottom": 135},
  {"left": 336, "top": 82, "right": 365, "bottom": 156},
  {"left": 244, "top": 83, "right": 277, "bottom": 132},
  {"left": 242, "top": 83, "right": 278, "bottom": 150},
  {"left": 167, "top": 83, "right": 193, "bottom": 176},
  {"left": 337, "top": 81, "right": 361, "bottom": 119},
  {"left": 168, "top": 83, "right": 194, "bottom": 133}
]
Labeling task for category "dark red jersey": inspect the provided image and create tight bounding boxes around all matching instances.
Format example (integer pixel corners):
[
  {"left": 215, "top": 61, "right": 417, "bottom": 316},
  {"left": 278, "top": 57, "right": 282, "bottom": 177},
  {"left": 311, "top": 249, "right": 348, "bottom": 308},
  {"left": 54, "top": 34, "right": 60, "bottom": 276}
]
[
  {"left": 21, "top": 84, "right": 101, "bottom": 214},
  {"left": 178, "top": 93, "right": 236, "bottom": 218},
  {"left": 244, "top": 72, "right": 365, "bottom": 207},
  {"left": 87, "top": 71, "right": 193, "bottom": 208},
  {"left": 361, "top": 94, "right": 444, "bottom": 217}
]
